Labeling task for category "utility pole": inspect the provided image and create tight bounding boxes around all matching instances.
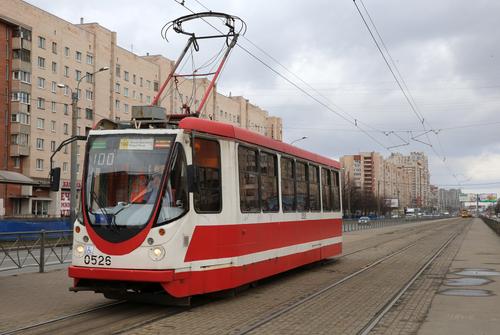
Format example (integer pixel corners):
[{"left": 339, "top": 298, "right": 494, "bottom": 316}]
[{"left": 59, "top": 66, "right": 109, "bottom": 225}]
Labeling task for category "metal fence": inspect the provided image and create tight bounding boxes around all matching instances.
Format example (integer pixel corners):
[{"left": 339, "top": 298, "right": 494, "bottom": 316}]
[
  {"left": 0, "top": 230, "right": 73, "bottom": 273},
  {"left": 481, "top": 216, "right": 500, "bottom": 235},
  {"left": 342, "top": 216, "right": 448, "bottom": 233}
]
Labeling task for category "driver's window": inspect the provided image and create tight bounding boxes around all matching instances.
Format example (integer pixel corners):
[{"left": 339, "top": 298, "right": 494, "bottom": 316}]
[{"left": 157, "top": 145, "right": 188, "bottom": 224}]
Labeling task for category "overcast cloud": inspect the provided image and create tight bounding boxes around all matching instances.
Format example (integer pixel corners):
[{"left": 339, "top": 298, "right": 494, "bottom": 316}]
[{"left": 26, "top": 0, "right": 500, "bottom": 195}]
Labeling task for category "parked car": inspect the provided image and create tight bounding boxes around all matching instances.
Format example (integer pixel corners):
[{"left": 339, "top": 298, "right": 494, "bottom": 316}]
[{"left": 358, "top": 216, "right": 371, "bottom": 225}]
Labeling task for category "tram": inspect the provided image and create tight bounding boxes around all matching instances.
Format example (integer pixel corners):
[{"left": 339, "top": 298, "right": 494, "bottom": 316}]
[{"left": 67, "top": 113, "right": 343, "bottom": 303}]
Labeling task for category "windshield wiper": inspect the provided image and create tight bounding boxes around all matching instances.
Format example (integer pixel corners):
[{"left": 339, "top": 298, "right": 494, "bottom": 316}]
[{"left": 89, "top": 173, "right": 118, "bottom": 230}]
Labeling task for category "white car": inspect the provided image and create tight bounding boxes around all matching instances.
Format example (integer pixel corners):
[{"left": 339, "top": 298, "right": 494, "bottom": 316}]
[{"left": 358, "top": 216, "right": 371, "bottom": 225}]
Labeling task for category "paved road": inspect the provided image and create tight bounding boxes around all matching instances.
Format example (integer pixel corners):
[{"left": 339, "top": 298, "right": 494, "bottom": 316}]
[{"left": 3, "top": 218, "right": 496, "bottom": 335}]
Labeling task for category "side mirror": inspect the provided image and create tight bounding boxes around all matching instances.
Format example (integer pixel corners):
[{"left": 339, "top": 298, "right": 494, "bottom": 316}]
[
  {"left": 50, "top": 167, "right": 61, "bottom": 191},
  {"left": 187, "top": 165, "right": 198, "bottom": 193}
]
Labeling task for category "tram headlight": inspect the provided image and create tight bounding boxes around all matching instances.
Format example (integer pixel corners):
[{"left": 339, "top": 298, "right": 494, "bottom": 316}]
[
  {"left": 75, "top": 244, "right": 85, "bottom": 257},
  {"left": 149, "top": 246, "right": 165, "bottom": 261}
]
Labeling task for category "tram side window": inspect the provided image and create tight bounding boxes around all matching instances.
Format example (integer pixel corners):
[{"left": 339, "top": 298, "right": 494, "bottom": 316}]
[
  {"left": 309, "top": 165, "right": 321, "bottom": 211},
  {"left": 193, "top": 138, "right": 222, "bottom": 212},
  {"left": 332, "top": 170, "right": 341, "bottom": 211},
  {"left": 260, "top": 152, "right": 278, "bottom": 212},
  {"left": 239, "top": 146, "right": 260, "bottom": 212},
  {"left": 296, "top": 161, "right": 309, "bottom": 211},
  {"left": 157, "top": 145, "right": 188, "bottom": 225},
  {"left": 321, "top": 168, "right": 333, "bottom": 211},
  {"left": 280, "top": 157, "right": 296, "bottom": 212}
]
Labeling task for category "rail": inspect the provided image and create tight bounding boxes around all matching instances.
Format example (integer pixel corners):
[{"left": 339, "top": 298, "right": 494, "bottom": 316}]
[
  {"left": 342, "top": 216, "right": 449, "bottom": 233},
  {"left": 0, "top": 229, "right": 73, "bottom": 273},
  {"left": 481, "top": 216, "right": 500, "bottom": 235}
]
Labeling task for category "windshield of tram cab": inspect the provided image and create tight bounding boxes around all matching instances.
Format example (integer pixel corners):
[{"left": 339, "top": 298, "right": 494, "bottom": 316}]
[{"left": 85, "top": 134, "right": 174, "bottom": 228}]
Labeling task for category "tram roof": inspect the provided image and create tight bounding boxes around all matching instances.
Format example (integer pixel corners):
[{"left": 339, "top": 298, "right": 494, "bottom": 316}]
[{"left": 179, "top": 117, "right": 340, "bottom": 169}]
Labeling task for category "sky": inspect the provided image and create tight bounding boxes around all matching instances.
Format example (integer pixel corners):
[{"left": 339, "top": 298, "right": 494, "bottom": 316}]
[{"left": 26, "top": 0, "right": 500, "bottom": 197}]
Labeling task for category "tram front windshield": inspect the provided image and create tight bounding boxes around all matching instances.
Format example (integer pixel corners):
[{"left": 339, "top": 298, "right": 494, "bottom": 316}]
[{"left": 85, "top": 134, "right": 174, "bottom": 228}]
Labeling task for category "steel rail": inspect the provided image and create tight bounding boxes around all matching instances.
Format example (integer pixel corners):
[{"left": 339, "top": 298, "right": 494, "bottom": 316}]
[
  {"left": 0, "top": 301, "right": 125, "bottom": 335},
  {"left": 233, "top": 221, "right": 461, "bottom": 335},
  {"left": 357, "top": 226, "right": 465, "bottom": 335}
]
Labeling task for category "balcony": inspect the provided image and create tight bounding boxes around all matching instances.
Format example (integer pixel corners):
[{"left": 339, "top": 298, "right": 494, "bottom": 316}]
[
  {"left": 12, "top": 37, "right": 32, "bottom": 51},
  {"left": 10, "top": 144, "right": 30, "bottom": 157},
  {"left": 11, "top": 80, "right": 31, "bottom": 92},
  {"left": 10, "top": 123, "right": 31, "bottom": 135},
  {"left": 11, "top": 58, "right": 31, "bottom": 72}
]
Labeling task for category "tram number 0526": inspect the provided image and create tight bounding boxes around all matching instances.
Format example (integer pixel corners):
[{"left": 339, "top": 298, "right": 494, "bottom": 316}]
[{"left": 84, "top": 255, "right": 111, "bottom": 266}]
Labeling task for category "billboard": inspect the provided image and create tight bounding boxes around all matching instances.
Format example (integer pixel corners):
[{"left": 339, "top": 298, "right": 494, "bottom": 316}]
[
  {"left": 459, "top": 193, "right": 476, "bottom": 202},
  {"left": 459, "top": 193, "right": 498, "bottom": 203},
  {"left": 479, "top": 193, "right": 497, "bottom": 203},
  {"left": 384, "top": 198, "right": 399, "bottom": 208}
]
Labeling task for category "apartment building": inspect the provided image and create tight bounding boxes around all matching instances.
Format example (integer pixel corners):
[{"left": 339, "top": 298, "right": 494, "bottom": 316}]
[
  {"left": 0, "top": 0, "right": 282, "bottom": 217},
  {"left": 341, "top": 151, "right": 431, "bottom": 210}
]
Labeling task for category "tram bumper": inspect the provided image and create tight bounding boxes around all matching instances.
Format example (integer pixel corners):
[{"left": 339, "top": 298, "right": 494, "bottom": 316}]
[{"left": 68, "top": 265, "right": 175, "bottom": 286}]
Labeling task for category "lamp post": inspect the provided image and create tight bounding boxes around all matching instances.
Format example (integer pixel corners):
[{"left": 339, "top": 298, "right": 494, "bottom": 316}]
[
  {"left": 58, "top": 66, "right": 109, "bottom": 225},
  {"left": 290, "top": 136, "right": 307, "bottom": 145}
]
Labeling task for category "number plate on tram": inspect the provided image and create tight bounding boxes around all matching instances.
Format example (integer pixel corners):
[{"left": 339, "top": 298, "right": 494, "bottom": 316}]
[{"left": 83, "top": 245, "right": 111, "bottom": 266}]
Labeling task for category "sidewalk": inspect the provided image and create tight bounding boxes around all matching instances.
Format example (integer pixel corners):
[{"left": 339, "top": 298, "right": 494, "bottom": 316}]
[{"left": 419, "top": 218, "right": 500, "bottom": 335}]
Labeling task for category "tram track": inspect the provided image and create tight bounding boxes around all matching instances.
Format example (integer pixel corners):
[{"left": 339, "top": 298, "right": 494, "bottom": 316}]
[
  {"left": 232, "top": 219, "right": 467, "bottom": 335},
  {"left": 0, "top": 301, "right": 185, "bottom": 335},
  {"left": 1, "top": 219, "right": 463, "bottom": 335}
]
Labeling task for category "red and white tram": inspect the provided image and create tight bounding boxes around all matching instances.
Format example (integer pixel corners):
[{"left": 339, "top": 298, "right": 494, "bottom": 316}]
[{"left": 68, "top": 116, "right": 342, "bottom": 303}]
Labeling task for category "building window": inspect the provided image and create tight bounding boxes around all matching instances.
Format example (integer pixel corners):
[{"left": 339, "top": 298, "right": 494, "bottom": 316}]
[
  {"left": 193, "top": 138, "right": 221, "bottom": 212},
  {"left": 13, "top": 157, "right": 21, "bottom": 168},
  {"left": 75, "top": 70, "right": 81, "bottom": 81},
  {"left": 63, "top": 86, "right": 69, "bottom": 96},
  {"left": 37, "top": 77, "right": 45, "bottom": 89},
  {"left": 133, "top": 74, "right": 136, "bottom": 84},
  {"left": 63, "top": 123, "right": 68, "bottom": 135},
  {"left": 123, "top": 87, "right": 128, "bottom": 97},
  {"left": 85, "top": 90, "right": 93, "bottom": 101},
  {"left": 36, "top": 159, "right": 44, "bottom": 171},
  {"left": 114, "top": 82, "right": 120, "bottom": 93},
  {"left": 51, "top": 120, "right": 56, "bottom": 132},
  {"left": 281, "top": 157, "right": 296, "bottom": 212},
  {"left": 115, "top": 99, "right": 120, "bottom": 111},
  {"left": 124, "top": 71, "right": 129, "bottom": 81},
  {"left": 64, "top": 66, "right": 69, "bottom": 77},
  {"left": 154, "top": 81, "right": 159, "bottom": 92},
  {"left": 12, "top": 70, "right": 31, "bottom": 83},
  {"left": 124, "top": 104, "right": 129, "bottom": 114},
  {"left": 36, "top": 117, "right": 45, "bottom": 129},
  {"left": 11, "top": 134, "right": 29, "bottom": 146},
  {"left": 36, "top": 138, "right": 44, "bottom": 150},
  {"left": 86, "top": 53, "right": 93, "bottom": 65},
  {"left": 63, "top": 146, "right": 68, "bottom": 154},
  {"left": 64, "top": 104, "right": 69, "bottom": 115},
  {"left": 50, "top": 140, "right": 56, "bottom": 152},
  {"left": 238, "top": 146, "right": 259, "bottom": 212},
  {"left": 38, "top": 36, "right": 45, "bottom": 49},
  {"left": 11, "top": 91, "right": 30, "bottom": 104},
  {"left": 85, "top": 108, "right": 93, "bottom": 120},
  {"left": 296, "top": 161, "right": 309, "bottom": 211},
  {"left": 75, "top": 51, "right": 82, "bottom": 62},
  {"left": 139, "top": 93, "right": 143, "bottom": 102},
  {"left": 146, "top": 80, "right": 151, "bottom": 89},
  {"left": 37, "top": 98, "right": 45, "bottom": 110},
  {"left": 64, "top": 46, "right": 69, "bottom": 57},
  {"left": 32, "top": 200, "right": 49, "bottom": 216},
  {"left": 86, "top": 73, "right": 93, "bottom": 83},
  {"left": 63, "top": 162, "right": 68, "bottom": 172},
  {"left": 51, "top": 81, "right": 57, "bottom": 93},
  {"left": 115, "top": 64, "right": 121, "bottom": 77},
  {"left": 140, "top": 77, "right": 143, "bottom": 87},
  {"left": 51, "top": 61, "right": 57, "bottom": 73},
  {"left": 37, "top": 57, "right": 45, "bottom": 69},
  {"left": 52, "top": 41, "right": 57, "bottom": 54},
  {"left": 11, "top": 113, "right": 30, "bottom": 125},
  {"left": 146, "top": 96, "right": 151, "bottom": 104}
]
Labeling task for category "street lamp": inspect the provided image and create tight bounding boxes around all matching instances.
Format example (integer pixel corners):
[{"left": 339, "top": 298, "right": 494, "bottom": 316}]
[
  {"left": 58, "top": 66, "right": 109, "bottom": 225},
  {"left": 290, "top": 136, "right": 307, "bottom": 145}
]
